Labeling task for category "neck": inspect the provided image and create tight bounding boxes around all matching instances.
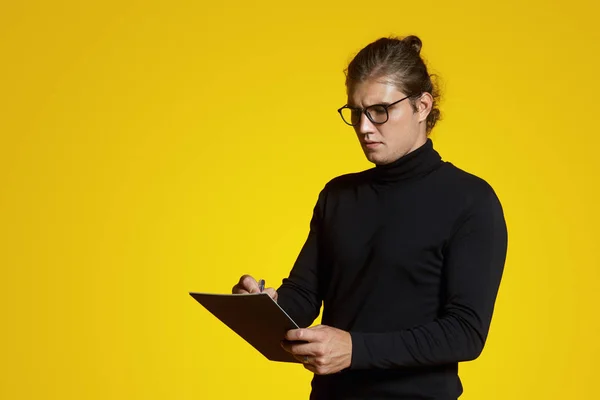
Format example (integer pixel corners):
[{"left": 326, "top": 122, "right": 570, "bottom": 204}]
[{"left": 370, "top": 139, "right": 442, "bottom": 183}]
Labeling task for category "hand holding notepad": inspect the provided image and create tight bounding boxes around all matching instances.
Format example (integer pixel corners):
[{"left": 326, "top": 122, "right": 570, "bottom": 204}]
[{"left": 189, "top": 290, "right": 304, "bottom": 363}]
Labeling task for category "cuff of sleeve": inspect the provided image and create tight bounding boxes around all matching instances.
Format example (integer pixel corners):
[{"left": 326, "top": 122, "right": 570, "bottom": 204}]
[{"left": 349, "top": 332, "right": 371, "bottom": 370}]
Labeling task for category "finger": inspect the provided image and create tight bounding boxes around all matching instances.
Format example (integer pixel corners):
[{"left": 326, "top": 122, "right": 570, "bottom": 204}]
[
  {"left": 294, "top": 354, "right": 311, "bottom": 364},
  {"left": 281, "top": 340, "right": 321, "bottom": 357},
  {"left": 286, "top": 327, "right": 326, "bottom": 342},
  {"left": 238, "top": 274, "right": 260, "bottom": 293},
  {"left": 285, "top": 328, "right": 316, "bottom": 342},
  {"left": 231, "top": 284, "right": 249, "bottom": 294},
  {"left": 300, "top": 357, "right": 329, "bottom": 376},
  {"left": 263, "top": 287, "right": 278, "bottom": 301},
  {"left": 281, "top": 339, "right": 303, "bottom": 353}
]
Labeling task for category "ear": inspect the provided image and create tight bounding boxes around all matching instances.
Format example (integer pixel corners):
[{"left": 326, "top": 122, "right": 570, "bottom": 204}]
[{"left": 415, "top": 92, "right": 433, "bottom": 123}]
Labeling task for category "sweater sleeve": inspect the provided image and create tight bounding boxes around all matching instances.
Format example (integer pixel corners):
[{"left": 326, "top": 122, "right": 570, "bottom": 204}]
[
  {"left": 350, "top": 185, "right": 508, "bottom": 369},
  {"left": 276, "top": 188, "right": 327, "bottom": 328}
]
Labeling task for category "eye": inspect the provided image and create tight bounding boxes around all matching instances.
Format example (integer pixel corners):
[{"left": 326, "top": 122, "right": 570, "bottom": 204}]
[
  {"left": 349, "top": 109, "right": 362, "bottom": 123},
  {"left": 368, "top": 105, "right": 387, "bottom": 116}
]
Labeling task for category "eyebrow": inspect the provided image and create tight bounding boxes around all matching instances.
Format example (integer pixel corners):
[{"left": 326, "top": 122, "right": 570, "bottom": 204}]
[{"left": 347, "top": 101, "right": 390, "bottom": 108}]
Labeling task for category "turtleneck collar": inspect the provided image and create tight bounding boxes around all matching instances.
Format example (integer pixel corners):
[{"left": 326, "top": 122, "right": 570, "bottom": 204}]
[{"left": 369, "top": 139, "right": 442, "bottom": 183}]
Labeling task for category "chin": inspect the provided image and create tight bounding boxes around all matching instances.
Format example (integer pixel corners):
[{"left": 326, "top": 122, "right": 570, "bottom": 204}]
[{"left": 364, "top": 150, "right": 389, "bottom": 165}]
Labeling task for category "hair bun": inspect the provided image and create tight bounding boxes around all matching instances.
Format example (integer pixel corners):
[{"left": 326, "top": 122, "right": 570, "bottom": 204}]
[{"left": 403, "top": 35, "right": 422, "bottom": 54}]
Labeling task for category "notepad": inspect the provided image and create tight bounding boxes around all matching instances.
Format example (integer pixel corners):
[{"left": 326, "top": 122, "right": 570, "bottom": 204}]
[{"left": 189, "top": 292, "right": 302, "bottom": 363}]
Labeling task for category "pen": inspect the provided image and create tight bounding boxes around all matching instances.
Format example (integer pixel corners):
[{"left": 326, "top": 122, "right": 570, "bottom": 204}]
[{"left": 257, "top": 279, "right": 265, "bottom": 293}]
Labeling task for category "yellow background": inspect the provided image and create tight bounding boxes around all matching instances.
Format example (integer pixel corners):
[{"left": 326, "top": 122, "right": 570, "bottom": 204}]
[{"left": 1, "top": 1, "right": 599, "bottom": 399}]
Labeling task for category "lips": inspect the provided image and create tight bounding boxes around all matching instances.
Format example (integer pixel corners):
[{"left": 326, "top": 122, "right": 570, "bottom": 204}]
[{"left": 363, "top": 141, "right": 382, "bottom": 149}]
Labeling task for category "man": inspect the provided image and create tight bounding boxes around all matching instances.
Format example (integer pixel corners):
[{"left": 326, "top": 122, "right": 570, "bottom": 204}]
[{"left": 233, "top": 35, "right": 508, "bottom": 399}]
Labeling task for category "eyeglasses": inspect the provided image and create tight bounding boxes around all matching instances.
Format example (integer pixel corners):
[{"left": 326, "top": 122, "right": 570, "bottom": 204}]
[{"left": 337, "top": 95, "right": 413, "bottom": 126}]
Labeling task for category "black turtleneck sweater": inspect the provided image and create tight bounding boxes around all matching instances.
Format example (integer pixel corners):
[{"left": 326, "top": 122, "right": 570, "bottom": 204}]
[{"left": 276, "top": 139, "right": 508, "bottom": 400}]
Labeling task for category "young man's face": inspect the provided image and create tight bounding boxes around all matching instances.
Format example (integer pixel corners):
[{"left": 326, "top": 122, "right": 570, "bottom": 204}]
[{"left": 347, "top": 79, "right": 432, "bottom": 165}]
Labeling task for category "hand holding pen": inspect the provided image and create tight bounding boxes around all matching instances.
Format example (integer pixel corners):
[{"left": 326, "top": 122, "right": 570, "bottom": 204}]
[{"left": 232, "top": 274, "right": 278, "bottom": 302}]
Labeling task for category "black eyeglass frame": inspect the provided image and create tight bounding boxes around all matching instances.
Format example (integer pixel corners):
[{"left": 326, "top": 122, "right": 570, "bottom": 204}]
[{"left": 337, "top": 94, "right": 418, "bottom": 126}]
